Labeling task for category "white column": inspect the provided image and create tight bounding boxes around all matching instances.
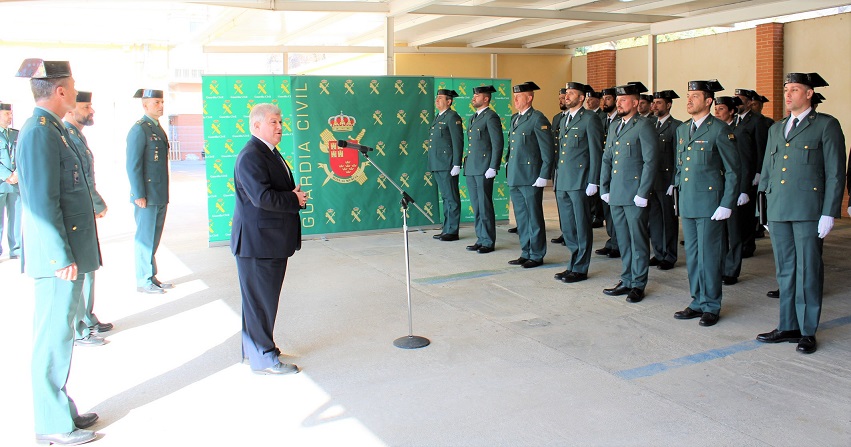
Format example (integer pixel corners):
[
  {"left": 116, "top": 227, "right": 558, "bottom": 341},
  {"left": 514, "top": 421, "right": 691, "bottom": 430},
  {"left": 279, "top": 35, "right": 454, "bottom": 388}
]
[
  {"left": 647, "top": 34, "right": 657, "bottom": 92},
  {"left": 385, "top": 17, "right": 395, "bottom": 75}
]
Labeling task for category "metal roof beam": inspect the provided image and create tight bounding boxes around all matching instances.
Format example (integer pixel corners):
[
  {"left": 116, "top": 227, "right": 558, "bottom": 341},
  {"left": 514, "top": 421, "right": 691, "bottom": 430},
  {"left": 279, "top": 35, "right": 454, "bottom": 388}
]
[
  {"left": 415, "top": 5, "right": 678, "bottom": 23},
  {"left": 189, "top": 1, "right": 389, "bottom": 13},
  {"left": 203, "top": 45, "right": 570, "bottom": 55}
]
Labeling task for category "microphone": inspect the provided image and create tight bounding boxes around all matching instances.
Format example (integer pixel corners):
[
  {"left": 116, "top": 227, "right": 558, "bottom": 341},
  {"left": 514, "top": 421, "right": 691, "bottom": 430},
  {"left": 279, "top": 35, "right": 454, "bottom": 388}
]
[{"left": 337, "top": 140, "right": 374, "bottom": 153}]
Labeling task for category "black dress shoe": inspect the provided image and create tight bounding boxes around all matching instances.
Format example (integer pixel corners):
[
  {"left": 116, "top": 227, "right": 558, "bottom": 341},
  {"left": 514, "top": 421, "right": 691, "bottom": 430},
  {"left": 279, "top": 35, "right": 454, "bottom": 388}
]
[
  {"left": 73, "top": 413, "right": 99, "bottom": 429},
  {"left": 9, "top": 255, "right": 19, "bottom": 259},
  {"left": 554, "top": 269, "right": 570, "bottom": 280},
  {"left": 625, "top": 288, "right": 645, "bottom": 303},
  {"left": 680, "top": 240, "right": 685, "bottom": 245},
  {"left": 591, "top": 220, "right": 604, "bottom": 228},
  {"left": 252, "top": 362, "right": 300, "bottom": 375},
  {"left": 607, "top": 250, "right": 621, "bottom": 258},
  {"left": 603, "top": 282, "right": 630, "bottom": 296},
  {"left": 477, "top": 246, "right": 494, "bottom": 254},
  {"left": 522, "top": 259, "right": 543, "bottom": 268},
  {"left": 674, "top": 307, "right": 702, "bottom": 320},
  {"left": 657, "top": 260, "right": 675, "bottom": 270},
  {"left": 466, "top": 243, "right": 482, "bottom": 251},
  {"left": 137, "top": 284, "right": 165, "bottom": 294},
  {"left": 741, "top": 250, "right": 754, "bottom": 259},
  {"left": 699, "top": 312, "right": 720, "bottom": 326},
  {"left": 432, "top": 233, "right": 444, "bottom": 239},
  {"left": 35, "top": 429, "right": 96, "bottom": 445},
  {"left": 507, "top": 227, "right": 518, "bottom": 233},
  {"left": 562, "top": 272, "right": 588, "bottom": 283},
  {"left": 91, "top": 322, "right": 113, "bottom": 333},
  {"left": 551, "top": 235, "right": 565, "bottom": 244},
  {"left": 756, "top": 329, "right": 802, "bottom": 343},
  {"left": 439, "top": 233, "right": 459, "bottom": 241},
  {"left": 721, "top": 276, "right": 738, "bottom": 285},
  {"left": 648, "top": 257, "right": 659, "bottom": 266},
  {"left": 766, "top": 289, "right": 780, "bottom": 298},
  {"left": 594, "top": 247, "right": 611, "bottom": 256},
  {"left": 796, "top": 336, "right": 817, "bottom": 354},
  {"left": 74, "top": 334, "right": 106, "bottom": 347},
  {"left": 508, "top": 257, "right": 529, "bottom": 265}
]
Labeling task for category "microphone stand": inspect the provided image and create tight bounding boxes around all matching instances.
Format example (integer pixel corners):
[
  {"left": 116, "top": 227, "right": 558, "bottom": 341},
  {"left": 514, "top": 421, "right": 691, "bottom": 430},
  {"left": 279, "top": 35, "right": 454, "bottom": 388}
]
[{"left": 356, "top": 146, "right": 434, "bottom": 349}]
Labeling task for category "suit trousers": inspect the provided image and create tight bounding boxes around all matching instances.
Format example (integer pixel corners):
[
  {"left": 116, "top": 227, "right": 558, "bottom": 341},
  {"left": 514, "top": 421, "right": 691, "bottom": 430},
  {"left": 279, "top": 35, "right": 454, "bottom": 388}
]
[
  {"left": 740, "top": 185, "right": 758, "bottom": 255},
  {"left": 603, "top": 200, "right": 617, "bottom": 250},
  {"left": 32, "top": 275, "right": 86, "bottom": 435},
  {"left": 722, "top": 208, "right": 743, "bottom": 278},
  {"left": 433, "top": 170, "right": 460, "bottom": 235},
  {"left": 236, "top": 256, "right": 288, "bottom": 370},
  {"left": 0, "top": 191, "right": 22, "bottom": 256},
  {"left": 682, "top": 217, "right": 725, "bottom": 314},
  {"left": 556, "top": 190, "right": 592, "bottom": 273},
  {"left": 466, "top": 175, "right": 496, "bottom": 248},
  {"left": 611, "top": 205, "right": 650, "bottom": 289},
  {"left": 769, "top": 220, "right": 823, "bottom": 336},
  {"left": 134, "top": 204, "right": 168, "bottom": 287},
  {"left": 647, "top": 189, "right": 678, "bottom": 263},
  {"left": 509, "top": 185, "right": 546, "bottom": 261},
  {"left": 75, "top": 272, "right": 100, "bottom": 338}
]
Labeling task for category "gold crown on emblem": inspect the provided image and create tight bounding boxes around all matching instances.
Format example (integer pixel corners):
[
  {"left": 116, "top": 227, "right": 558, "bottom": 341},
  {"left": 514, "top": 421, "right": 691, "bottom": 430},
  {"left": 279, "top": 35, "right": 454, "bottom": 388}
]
[{"left": 329, "top": 111, "right": 356, "bottom": 131}]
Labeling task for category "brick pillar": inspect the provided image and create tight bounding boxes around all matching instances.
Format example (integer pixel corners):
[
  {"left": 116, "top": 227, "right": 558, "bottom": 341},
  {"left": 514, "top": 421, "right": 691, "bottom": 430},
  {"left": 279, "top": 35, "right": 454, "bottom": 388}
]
[
  {"left": 755, "top": 23, "right": 783, "bottom": 120},
  {"left": 586, "top": 49, "right": 616, "bottom": 92}
]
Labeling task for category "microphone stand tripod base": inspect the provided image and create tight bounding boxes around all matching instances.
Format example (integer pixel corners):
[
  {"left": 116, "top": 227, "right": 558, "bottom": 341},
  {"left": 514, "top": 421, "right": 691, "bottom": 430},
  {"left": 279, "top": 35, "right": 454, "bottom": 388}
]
[{"left": 394, "top": 335, "right": 430, "bottom": 349}]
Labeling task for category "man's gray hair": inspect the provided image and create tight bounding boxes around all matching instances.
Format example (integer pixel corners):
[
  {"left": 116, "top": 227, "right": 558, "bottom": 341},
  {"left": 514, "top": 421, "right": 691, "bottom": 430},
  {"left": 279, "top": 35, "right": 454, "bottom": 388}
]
[
  {"left": 31, "top": 77, "right": 70, "bottom": 101},
  {"left": 249, "top": 103, "right": 281, "bottom": 125}
]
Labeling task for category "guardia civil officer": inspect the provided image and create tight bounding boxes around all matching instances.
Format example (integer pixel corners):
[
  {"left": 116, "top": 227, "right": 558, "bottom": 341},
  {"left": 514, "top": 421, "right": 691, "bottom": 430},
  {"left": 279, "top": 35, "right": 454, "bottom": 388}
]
[
  {"left": 714, "top": 96, "right": 753, "bottom": 286},
  {"left": 429, "top": 89, "right": 464, "bottom": 241},
  {"left": 672, "top": 80, "right": 740, "bottom": 327},
  {"left": 64, "top": 91, "right": 113, "bottom": 346},
  {"left": 464, "top": 85, "right": 504, "bottom": 254},
  {"left": 16, "top": 58, "right": 100, "bottom": 446},
  {"left": 553, "top": 82, "right": 603, "bottom": 283},
  {"left": 756, "top": 73, "right": 846, "bottom": 354},
  {"left": 0, "top": 101, "right": 21, "bottom": 259},
  {"left": 595, "top": 87, "right": 620, "bottom": 257},
  {"left": 505, "top": 82, "right": 553, "bottom": 268},
  {"left": 550, "top": 88, "right": 568, "bottom": 245},
  {"left": 647, "top": 90, "right": 682, "bottom": 271},
  {"left": 585, "top": 86, "right": 606, "bottom": 229},
  {"left": 637, "top": 93, "right": 654, "bottom": 119},
  {"left": 600, "top": 82, "right": 658, "bottom": 303},
  {"left": 127, "top": 89, "right": 173, "bottom": 294}
]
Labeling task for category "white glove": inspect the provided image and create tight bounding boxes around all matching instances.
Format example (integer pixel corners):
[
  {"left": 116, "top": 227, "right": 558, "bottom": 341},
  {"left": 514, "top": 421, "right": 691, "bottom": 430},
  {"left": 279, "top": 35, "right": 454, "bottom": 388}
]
[
  {"left": 532, "top": 177, "right": 548, "bottom": 188},
  {"left": 737, "top": 193, "right": 750, "bottom": 206},
  {"left": 818, "top": 215, "right": 834, "bottom": 239},
  {"left": 666, "top": 185, "right": 674, "bottom": 196},
  {"left": 484, "top": 168, "right": 497, "bottom": 179},
  {"left": 633, "top": 195, "right": 648, "bottom": 208},
  {"left": 752, "top": 173, "right": 761, "bottom": 186},
  {"left": 710, "top": 206, "right": 732, "bottom": 221},
  {"left": 601, "top": 193, "right": 610, "bottom": 204},
  {"left": 450, "top": 166, "right": 460, "bottom": 176},
  {"left": 585, "top": 184, "right": 598, "bottom": 197},
  {"left": 848, "top": 206, "right": 851, "bottom": 218}
]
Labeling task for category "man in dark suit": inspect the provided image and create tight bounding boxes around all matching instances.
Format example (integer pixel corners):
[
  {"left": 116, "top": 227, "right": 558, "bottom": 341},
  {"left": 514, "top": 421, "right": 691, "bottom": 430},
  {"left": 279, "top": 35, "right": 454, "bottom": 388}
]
[
  {"left": 733, "top": 89, "right": 768, "bottom": 259},
  {"left": 428, "top": 89, "right": 463, "bottom": 242},
  {"left": 595, "top": 87, "right": 620, "bottom": 257},
  {"left": 549, "top": 88, "right": 568, "bottom": 245},
  {"left": 756, "top": 73, "right": 846, "bottom": 354},
  {"left": 232, "top": 103, "right": 307, "bottom": 375},
  {"left": 648, "top": 90, "right": 682, "bottom": 271},
  {"left": 16, "top": 58, "right": 100, "bottom": 446}
]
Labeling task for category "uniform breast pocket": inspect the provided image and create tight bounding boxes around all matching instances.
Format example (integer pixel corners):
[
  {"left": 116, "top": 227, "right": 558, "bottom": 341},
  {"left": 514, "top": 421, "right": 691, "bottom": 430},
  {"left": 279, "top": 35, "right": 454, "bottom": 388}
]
[
  {"left": 568, "top": 133, "right": 586, "bottom": 148},
  {"left": 60, "top": 157, "right": 84, "bottom": 192},
  {"left": 795, "top": 141, "right": 821, "bottom": 164},
  {"left": 147, "top": 140, "right": 164, "bottom": 161},
  {"left": 698, "top": 147, "right": 716, "bottom": 164},
  {"left": 475, "top": 129, "right": 483, "bottom": 140}
]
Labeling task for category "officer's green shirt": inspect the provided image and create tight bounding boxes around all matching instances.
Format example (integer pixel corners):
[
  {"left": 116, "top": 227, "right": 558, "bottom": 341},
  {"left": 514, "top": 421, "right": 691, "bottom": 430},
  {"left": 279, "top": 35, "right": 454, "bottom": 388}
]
[
  {"left": 65, "top": 122, "right": 106, "bottom": 214},
  {"left": 126, "top": 114, "right": 170, "bottom": 205},
  {"left": 428, "top": 108, "right": 463, "bottom": 171}
]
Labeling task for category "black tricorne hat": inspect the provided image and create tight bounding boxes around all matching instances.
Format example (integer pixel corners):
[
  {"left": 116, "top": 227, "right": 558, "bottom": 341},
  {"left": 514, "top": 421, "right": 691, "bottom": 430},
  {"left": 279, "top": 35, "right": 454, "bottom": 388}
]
[
  {"left": 734, "top": 88, "right": 757, "bottom": 99},
  {"left": 601, "top": 87, "right": 617, "bottom": 97},
  {"left": 512, "top": 81, "right": 540, "bottom": 93},
  {"left": 688, "top": 79, "right": 724, "bottom": 93},
  {"left": 436, "top": 89, "right": 459, "bottom": 98},
  {"left": 565, "top": 82, "right": 587, "bottom": 93},
  {"left": 133, "top": 89, "right": 164, "bottom": 99},
  {"left": 473, "top": 85, "right": 496, "bottom": 94},
  {"left": 76, "top": 91, "right": 92, "bottom": 103},
  {"left": 0, "top": 103, "right": 11, "bottom": 111},
  {"left": 653, "top": 90, "right": 679, "bottom": 100},
  {"left": 15, "top": 58, "right": 71, "bottom": 79},
  {"left": 784, "top": 72, "right": 828, "bottom": 88},
  {"left": 715, "top": 96, "right": 742, "bottom": 110}
]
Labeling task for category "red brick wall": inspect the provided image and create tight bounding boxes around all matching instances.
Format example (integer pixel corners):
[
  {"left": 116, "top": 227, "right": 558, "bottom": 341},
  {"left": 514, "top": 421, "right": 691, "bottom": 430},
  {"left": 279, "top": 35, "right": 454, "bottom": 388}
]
[
  {"left": 755, "top": 23, "right": 784, "bottom": 121},
  {"left": 586, "top": 49, "right": 617, "bottom": 92}
]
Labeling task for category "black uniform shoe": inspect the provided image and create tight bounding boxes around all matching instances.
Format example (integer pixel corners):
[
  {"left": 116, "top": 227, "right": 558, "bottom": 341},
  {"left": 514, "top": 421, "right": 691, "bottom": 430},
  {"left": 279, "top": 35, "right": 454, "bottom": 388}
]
[
  {"left": 657, "top": 260, "right": 675, "bottom": 270},
  {"left": 699, "top": 312, "right": 720, "bottom": 326},
  {"left": 35, "top": 429, "right": 96, "bottom": 446},
  {"left": 766, "top": 289, "right": 779, "bottom": 298},
  {"left": 522, "top": 259, "right": 543, "bottom": 268},
  {"left": 796, "top": 336, "right": 817, "bottom": 354},
  {"left": 625, "top": 288, "right": 645, "bottom": 303},
  {"left": 721, "top": 276, "right": 738, "bottom": 285},
  {"left": 554, "top": 270, "right": 570, "bottom": 281},
  {"left": 508, "top": 257, "right": 529, "bottom": 265},
  {"left": 466, "top": 244, "right": 482, "bottom": 251},
  {"left": 603, "top": 281, "right": 630, "bottom": 296},
  {"left": 562, "top": 272, "right": 588, "bottom": 283},
  {"left": 439, "top": 233, "right": 459, "bottom": 241},
  {"left": 648, "top": 257, "right": 659, "bottom": 266},
  {"left": 756, "top": 329, "right": 802, "bottom": 343},
  {"left": 432, "top": 233, "right": 444, "bottom": 239},
  {"left": 674, "top": 307, "right": 702, "bottom": 320},
  {"left": 591, "top": 220, "right": 604, "bottom": 228},
  {"left": 594, "top": 247, "right": 611, "bottom": 256},
  {"left": 607, "top": 250, "right": 621, "bottom": 258},
  {"left": 73, "top": 413, "right": 99, "bottom": 429},
  {"left": 477, "top": 246, "right": 495, "bottom": 254},
  {"left": 551, "top": 235, "right": 565, "bottom": 244},
  {"left": 507, "top": 227, "right": 518, "bottom": 233}
]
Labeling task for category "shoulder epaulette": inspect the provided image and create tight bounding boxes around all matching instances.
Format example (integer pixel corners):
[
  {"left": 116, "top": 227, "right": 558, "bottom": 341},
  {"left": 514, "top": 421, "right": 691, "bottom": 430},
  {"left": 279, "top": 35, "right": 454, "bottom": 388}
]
[{"left": 136, "top": 119, "right": 145, "bottom": 125}]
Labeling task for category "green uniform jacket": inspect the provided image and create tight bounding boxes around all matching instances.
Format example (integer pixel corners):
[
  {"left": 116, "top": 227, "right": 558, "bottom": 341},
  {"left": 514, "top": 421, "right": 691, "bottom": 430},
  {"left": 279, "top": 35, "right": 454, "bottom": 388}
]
[
  {"left": 16, "top": 108, "right": 101, "bottom": 277},
  {"left": 653, "top": 116, "right": 683, "bottom": 190},
  {"left": 506, "top": 107, "right": 553, "bottom": 187},
  {"left": 0, "top": 127, "right": 18, "bottom": 194},
  {"left": 65, "top": 123, "right": 107, "bottom": 214},
  {"left": 126, "top": 115, "right": 170, "bottom": 205},
  {"left": 555, "top": 108, "right": 604, "bottom": 191},
  {"left": 463, "top": 108, "right": 504, "bottom": 176},
  {"left": 600, "top": 116, "right": 658, "bottom": 206},
  {"left": 428, "top": 108, "right": 464, "bottom": 171},
  {"left": 674, "top": 115, "right": 740, "bottom": 218},
  {"left": 758, "top": 111, "right": 846, "bottom": 220}
]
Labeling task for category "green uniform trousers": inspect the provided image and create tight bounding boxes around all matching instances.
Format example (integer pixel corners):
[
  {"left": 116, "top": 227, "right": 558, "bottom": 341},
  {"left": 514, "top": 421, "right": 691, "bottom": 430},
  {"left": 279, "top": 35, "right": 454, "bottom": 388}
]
[
  {"left": 682, "top": 217, "right": 725, "bottom": 314},
  {"left": 466, "top": 175, "right": 495, "bottom": 248},
  {"left": 75, "top": 272, "right": 100, "bottom": 338},
  {"left": 433, "top": 170, "right": 460, "bottom": 235},
  {"left": 556, "top": 190, "right": 592, "bottom": 273},
  {"left": 134, "top": 204, "right": 168, "bottom": 287},
  {"left": 611, "top": 204, "right": 650, "bottom": 289},
  {"left": 0, "top": 191, "right": 21, "bottom": 257},
  {"left": 32, "top": 275, "right": 86, "bottom": 435},
  {"left": 769, "top": 220, "right": 823, "bottom": 336},
  {"left": 509, "top": 185, "right": 546, "bottom": 261}
]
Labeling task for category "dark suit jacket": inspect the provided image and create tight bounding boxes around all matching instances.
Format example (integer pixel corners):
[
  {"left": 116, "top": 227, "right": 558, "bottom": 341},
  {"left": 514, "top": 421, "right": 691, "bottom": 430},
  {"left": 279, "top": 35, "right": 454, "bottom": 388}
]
[
  {"left": 231, "top": 136, "right": 301, "bottom": 259},
  {"left": 653, "top": 115, "right": 683, "bottom": 190}
]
